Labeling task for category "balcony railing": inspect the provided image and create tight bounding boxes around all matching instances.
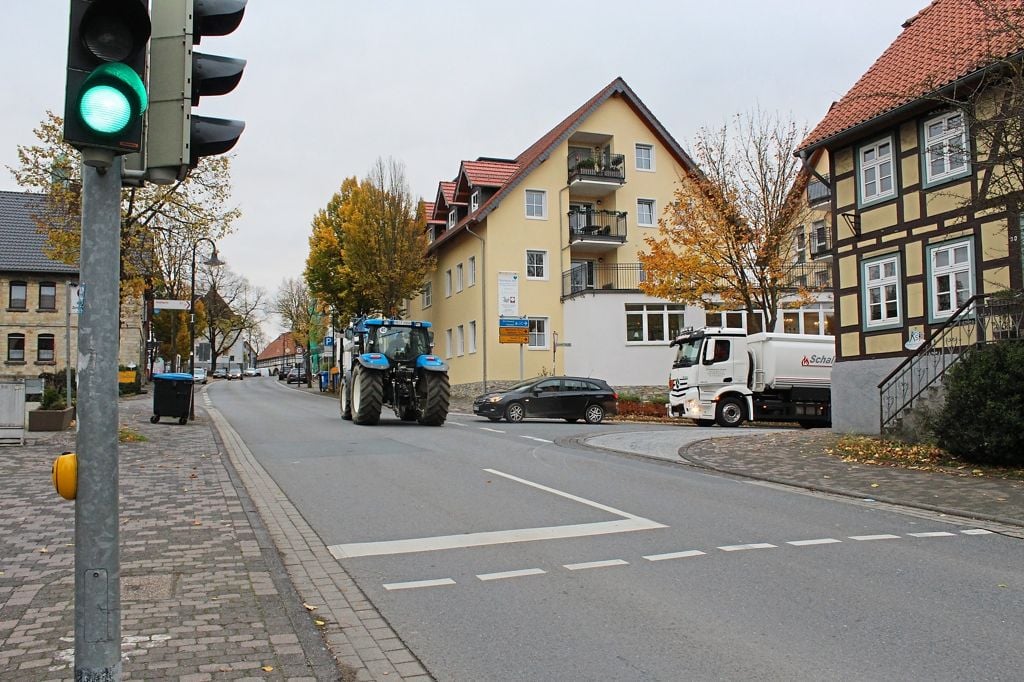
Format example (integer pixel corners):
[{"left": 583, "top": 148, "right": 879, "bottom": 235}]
[
  {"left": 782, "top": 260, "right": 833, "bottom": 291},
  {"left": 567, "top": 152, "right": 626, "bottom": 184},
  {"left": 567, "top": 208, "right": 627, "bottom": 243},
  {"left": 807, "top": 177, "right": 831, "bottom": 205},
  {"left": 561, "top": 263, "right": 645, "bottom": 299}
]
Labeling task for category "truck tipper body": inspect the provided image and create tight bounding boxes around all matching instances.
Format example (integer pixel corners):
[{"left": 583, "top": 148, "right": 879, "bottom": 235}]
[{"left": 667, "top": 328, "right": 834, "bottom": 427}]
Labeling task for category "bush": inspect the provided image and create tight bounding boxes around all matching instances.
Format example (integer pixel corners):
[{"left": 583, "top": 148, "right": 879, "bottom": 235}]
[
  {"left": 617, "top": 400, "right": 666, "bottom": 419},
  {"left": 931, "top": 342, "right": 1024, "bottom": 466},
  {"left": 39, "top": 386, "right": 67, "bottom": 411}
]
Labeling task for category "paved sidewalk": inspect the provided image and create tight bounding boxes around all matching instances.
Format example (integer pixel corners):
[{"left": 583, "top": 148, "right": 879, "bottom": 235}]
[{"left": 0, "top": 391, "right": 430, "bottom": 681}]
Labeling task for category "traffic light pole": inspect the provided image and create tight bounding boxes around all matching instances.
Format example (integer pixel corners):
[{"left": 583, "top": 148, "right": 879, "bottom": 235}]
[{"left": 74, "top": 157, "right": 123, "bottom": 680}]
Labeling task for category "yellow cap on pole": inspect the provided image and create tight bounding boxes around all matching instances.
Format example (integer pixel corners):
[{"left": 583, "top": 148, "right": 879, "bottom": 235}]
[{"left": 52, "top": 451, "right": 78, "bottom": 500}]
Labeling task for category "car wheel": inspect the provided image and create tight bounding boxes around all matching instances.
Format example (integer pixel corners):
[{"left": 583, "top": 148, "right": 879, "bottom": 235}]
[
  {"left": 584, "top": 404, "right": 605, "bottom": 424},
  {"left": 504, "top": 402, "right": 526, "bottom": 423}
]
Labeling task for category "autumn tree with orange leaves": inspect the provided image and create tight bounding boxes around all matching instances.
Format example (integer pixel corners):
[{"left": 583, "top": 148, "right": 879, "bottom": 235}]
[{"left": 638, "top": 110, "right": 814, "bottom": 333}]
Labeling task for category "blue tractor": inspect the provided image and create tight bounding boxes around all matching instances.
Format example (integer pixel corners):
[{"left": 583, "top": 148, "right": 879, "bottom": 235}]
[{"left": 339, "top": 318, "right": 450, "bottom": 425}]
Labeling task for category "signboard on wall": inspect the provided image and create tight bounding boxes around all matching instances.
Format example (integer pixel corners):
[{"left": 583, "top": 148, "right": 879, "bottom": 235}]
[{"left": 498, "top": 271, "right": 519, "bottom": 317}]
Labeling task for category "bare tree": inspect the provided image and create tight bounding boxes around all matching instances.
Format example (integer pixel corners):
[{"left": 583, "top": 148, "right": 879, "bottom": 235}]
[
  {"left": 639, "top": 109, "right": 812, "bottom": 332},
  {"left": 199, "top": 267, "right": 265, "bottom": 373},
  {"left": 273, "top": 277, "right": 324, "bottom": 387}
]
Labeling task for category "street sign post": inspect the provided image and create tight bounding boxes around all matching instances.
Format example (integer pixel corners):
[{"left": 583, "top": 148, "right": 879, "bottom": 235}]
[{"left": 498, "top": 318, "right": 529, "bottom": 344}]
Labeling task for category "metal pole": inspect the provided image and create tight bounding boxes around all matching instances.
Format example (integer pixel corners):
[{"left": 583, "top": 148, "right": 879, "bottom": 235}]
[
  {"left": 74, "top": 157, "right": 123, "bottom": 680},
  {"left": 520, "top": 343, "right": 524, "bottom": 380},
  {"left": 189, "top": 243, "right": 197, "bottom": 420},
  {"left": 66, "top": 280, "right": 73, "bottom": 409}
]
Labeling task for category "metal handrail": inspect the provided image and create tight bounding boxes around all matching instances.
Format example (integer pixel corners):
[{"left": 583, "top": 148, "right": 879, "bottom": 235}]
[{"left": 877, "top": 290, "right": 1024, "bottom": 432}]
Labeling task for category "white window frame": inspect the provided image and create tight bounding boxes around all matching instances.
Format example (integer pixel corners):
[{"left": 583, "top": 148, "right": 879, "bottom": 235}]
[
  {"left": 525, "top": 189, "right": 547, "bottom": 219},
  {"left": 447, "top": 207, "right": 457, "bottom": 229},
  {"left": 858, "top": 136, "right": 896, "bottom": 205},
  {"left": 455, "top": 263, "right": 464, "bottom": 293},
  {"left": 456, "top": 325, "right": 465, "bottom": 356},
  {"left": 444, "top": 329, "right": 453, "bottom": 359},
  {"left": 794, "top": 230, "right": 807, "bottom": 263},
  {"left": 862, "top": 254, "right": 902, "bottom": 329},
  {"left": 637, "top": 198, "right": 656, "bottom": 227},
  {"left": 635, "top": 143, "right": 654, "bottom": 171},
  {"left": 923, "top": 111, "right": 969, "bottom": 185},
  {"left": 468, "top": 256, "right": 476, "bottom": 287},
  {"left": 625, "top": 303, "right": 686, "bottom": 343},
  {"left": 468, "top": 320, "right": 477, "bottom": 353},
  {"left": 526, "top": 250, "right": 548, "bottom": 280},
  {"left": 527, "top": 317, "right": 549, "bottom": 350},
  {"left": 812, "top": 220, "right": 828, "bottom": 256},
  {"left": 444, "top": 269, "right": 452, "bottom": 297},
  {"left": 928, "top": 238, "right": 973, "bottom": 320},
  {"left": 422, "top": 282, "right": 432, "bottom": 309},
  {"left": 470, "top": 189, "right": 481, "bottom": 212}
]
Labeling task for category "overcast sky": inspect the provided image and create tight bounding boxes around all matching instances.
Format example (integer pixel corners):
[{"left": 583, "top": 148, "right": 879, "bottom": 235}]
[{"left": 2, "top": 1, "right": 927, "bottom": 337}]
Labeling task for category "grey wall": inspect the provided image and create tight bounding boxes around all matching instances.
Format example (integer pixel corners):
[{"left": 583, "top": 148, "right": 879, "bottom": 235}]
[{"left": 832, "top": 357, "right": 902, "bottom": 435}]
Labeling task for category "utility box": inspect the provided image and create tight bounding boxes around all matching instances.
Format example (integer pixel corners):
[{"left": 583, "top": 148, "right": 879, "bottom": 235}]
[{"left": 150, "top": 373, "right": 194, "bottom": 425}]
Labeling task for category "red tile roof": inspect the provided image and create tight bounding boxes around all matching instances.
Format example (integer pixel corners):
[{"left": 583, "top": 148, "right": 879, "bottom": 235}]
[
  {"left": 462, "top": 159, "right": 519, "bottom": 187},
  {"left": 257, "top": 332, "right": 298, "bottom": 361},
  {"left": 800, "top": 0, "right": 1024, "bottom": 152}
]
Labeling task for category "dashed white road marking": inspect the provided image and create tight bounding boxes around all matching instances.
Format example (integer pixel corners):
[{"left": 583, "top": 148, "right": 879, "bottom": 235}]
[
  {"left": 718, "top": 543, "right": 777, "bottom": 552},
  {"left": 909, "top": 531, "right": 956, "bottom": 538},
  {"left": 383, "top": 578, "right": 456, "bottom": 591},
  {"left": 643, "top": 550, "right": 706, "bottom": 561},
  {"left": 787, "top": 538, "right": 842, "bottom": 546},
  {"left": 480, "top": 427, "right": 506, "bottom": 434},
  {"left": 961, "top": 529, "right": 993, "bottom": 535},
  {"left": 329, "top": 469, "right": 665, "bottom": 559},
  {"left": 849, "top": 534, "right": 901, "bottom": 541},
  {"left": 521, "top": 436, "right": 554, "bottom": 443},
  {"left": 564, "top": 559, "right": 629, "bottom": 571},
  {"left": 477, "top": 568, "right": 547, "bottom": 581}
]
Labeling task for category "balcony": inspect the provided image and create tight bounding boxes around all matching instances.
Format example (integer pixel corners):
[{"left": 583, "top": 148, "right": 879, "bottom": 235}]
[
  {"left": 807, "top": 177, "right": 831, "bottom": 205},
  {"left": 567, "top": 152, "right": 626, "bottom": 197},
  {"left": 567, "top": 208, "right": 627, "bottom": 253},
  {"left": 561, "top": 263, "right": 645, "bottom": 299},
  {"left": 783, "top": 260, "right": 833, "bottom": 291}
]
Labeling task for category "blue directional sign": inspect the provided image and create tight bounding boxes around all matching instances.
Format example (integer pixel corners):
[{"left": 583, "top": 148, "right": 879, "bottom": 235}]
[{"left": 498, "top": 318, "right": 529, "bottom": 328}]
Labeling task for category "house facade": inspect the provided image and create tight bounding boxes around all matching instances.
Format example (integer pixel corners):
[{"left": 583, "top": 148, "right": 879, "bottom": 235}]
[
  {"left": 1, "top": 190, "right": 146, "bottom": 384},
  {"left": 796, "top": 0, "right": 1024, "bottom": 434},
  {"left": 411, "top": 78, "right": 832, "bottom": 395},
  {"left": 256, "top": 331, "right": 302, "bottom": 376}
]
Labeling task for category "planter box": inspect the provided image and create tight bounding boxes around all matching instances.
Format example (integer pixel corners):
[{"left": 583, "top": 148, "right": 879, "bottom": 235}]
[{"left": 28, "top": 407, "right": 75, "bottom": 432}]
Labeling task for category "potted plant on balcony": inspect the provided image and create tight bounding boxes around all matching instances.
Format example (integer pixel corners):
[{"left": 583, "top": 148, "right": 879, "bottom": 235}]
[
  {"left": 28, "top": 387, "right": 75, "bottom": 432},
  {"left": 573, "top": 155, "right": 596, "bottom": 172}
]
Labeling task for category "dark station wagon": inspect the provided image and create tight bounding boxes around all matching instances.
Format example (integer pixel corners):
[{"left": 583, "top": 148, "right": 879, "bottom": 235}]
[{"left": 473, "top": 376, "right": 618, "bottom": 424}]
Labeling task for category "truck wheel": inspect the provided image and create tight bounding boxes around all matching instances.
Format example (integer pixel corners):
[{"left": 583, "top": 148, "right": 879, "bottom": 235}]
[
  {"left": 339, "top": 372, "right": 352, "bottom": 420},
  {"left": 417, "top": 371, "right": 450, "bottom": 426},
  {"left": 715, "top": 397, "right": 745, "bottom": 427},
  {"left": 584, "top": 404, "right": 605, "bottom": 424},
  {"left": 352, "top": 365, "right": 382, "bottom": 425}
]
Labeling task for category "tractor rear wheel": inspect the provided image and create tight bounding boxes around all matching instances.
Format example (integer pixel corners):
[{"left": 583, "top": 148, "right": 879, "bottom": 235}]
[
  {"left": 352, "top": 365, "right": 383, "bottom": 425},
  {"left": 417, "top": 371, "right": 450, "bottom": 426}
]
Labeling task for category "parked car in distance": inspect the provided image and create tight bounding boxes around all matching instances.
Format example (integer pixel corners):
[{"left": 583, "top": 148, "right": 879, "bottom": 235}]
[
  {"left": 211, "top": 367, "right": 227, "bottom": 379},
  {"left": 243, "top": 367, "right": 259, "bottom": 377},
  {"left": 473, "top": 376, "right": 618, "bottom": 424},
  {"left": 227, "top": 366, "right": 243, "bottom": 380},
  {"left": 277, "top": 366, "right": 291, "bottom": 380},
  {"left": 192, "top": 367, "right": 208, "bottom": 384},
  {"left": 286, "top": 366, "right": 308, "bottom": 384}
]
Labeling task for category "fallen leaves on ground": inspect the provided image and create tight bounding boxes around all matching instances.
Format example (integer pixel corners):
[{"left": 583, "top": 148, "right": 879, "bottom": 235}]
[{"left": 828, "top": 436, "right": 1024, "bottom": 480}]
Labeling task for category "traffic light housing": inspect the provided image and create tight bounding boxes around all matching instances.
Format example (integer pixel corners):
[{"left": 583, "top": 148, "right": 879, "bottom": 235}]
[
  {"left": 147, "top": 0, "right": 246, "bottom": 184},
  {"left": 64, "top": 0, "right": 151, "bottom": 166}
]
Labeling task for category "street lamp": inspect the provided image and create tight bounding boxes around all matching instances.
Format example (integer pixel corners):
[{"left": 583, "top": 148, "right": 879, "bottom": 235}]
[{"left": 189, "top": 238, "right": 224, "bottom": 420}]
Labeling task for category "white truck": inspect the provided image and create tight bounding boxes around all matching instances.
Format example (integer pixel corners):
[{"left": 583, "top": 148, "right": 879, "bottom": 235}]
[{"left": 667, "top": 328, "right": 834, "bottom": 428}]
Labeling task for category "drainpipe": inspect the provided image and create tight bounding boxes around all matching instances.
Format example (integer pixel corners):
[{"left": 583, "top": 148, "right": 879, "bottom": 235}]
[{"left": 466, "top": 223, "right": 487, "bottom": 392}]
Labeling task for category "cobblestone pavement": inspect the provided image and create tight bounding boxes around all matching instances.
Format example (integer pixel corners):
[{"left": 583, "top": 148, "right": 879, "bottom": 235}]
[{"left": 0, "top": 391, "right": 430, "bottom": 681}]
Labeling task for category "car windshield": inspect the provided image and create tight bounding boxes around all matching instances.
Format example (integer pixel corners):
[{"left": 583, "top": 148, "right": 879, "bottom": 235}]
[
  {"left": 672, "top": 336, "right": 703, "bottom": 368},
  {"left": 507, "top": 378, "right": 544, "bottom": 393}
]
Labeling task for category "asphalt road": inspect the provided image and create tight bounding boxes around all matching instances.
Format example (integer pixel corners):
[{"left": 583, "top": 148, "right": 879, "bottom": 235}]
[{"left": 211, "top": 377, "right": 1024, "bottom": 681}]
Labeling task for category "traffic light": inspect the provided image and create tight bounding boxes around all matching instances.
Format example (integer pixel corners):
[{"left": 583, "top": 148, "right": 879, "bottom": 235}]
[
  {"left": 64, "top": 0, "right": 151, "bottom": 166},
  {"left": 146, "top": 0, "right": 246, "bottom": 184}
]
